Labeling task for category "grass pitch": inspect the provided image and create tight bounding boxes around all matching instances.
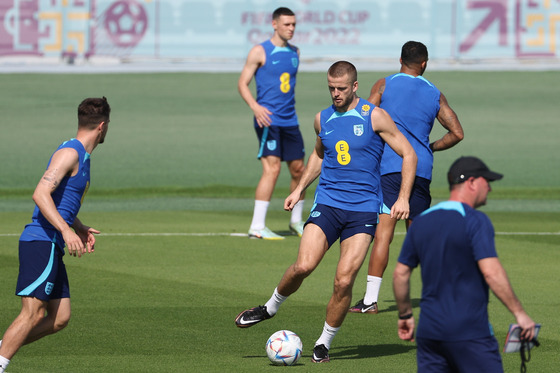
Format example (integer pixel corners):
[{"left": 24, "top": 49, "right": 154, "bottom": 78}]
[{"left": 0, "top": 70, "right": 559, "bottom": 372}]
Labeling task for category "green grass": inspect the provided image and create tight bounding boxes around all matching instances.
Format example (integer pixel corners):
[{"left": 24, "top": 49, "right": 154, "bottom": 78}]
[
  {"left": 0, "top": 71, "right": 559, "bottom": 371},
  {"left": 1, "top": 210, "right": 558, "bottom": 372},
  {"left": 1, "top": 71, "right": 559, "bottom": 191}
]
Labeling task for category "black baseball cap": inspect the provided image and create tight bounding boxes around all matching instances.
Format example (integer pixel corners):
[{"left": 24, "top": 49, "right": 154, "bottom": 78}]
[{"left": 447, "top": 156, "right": 503, "bottom": 185}]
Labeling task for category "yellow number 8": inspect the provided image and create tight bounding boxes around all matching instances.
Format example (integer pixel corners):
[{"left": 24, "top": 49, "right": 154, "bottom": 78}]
[
  {"left": 336, "top": 140, "right": 351, "bottom": 165},
  {"left": 280, "top": 72, "right": 291, "bottom": 93}
]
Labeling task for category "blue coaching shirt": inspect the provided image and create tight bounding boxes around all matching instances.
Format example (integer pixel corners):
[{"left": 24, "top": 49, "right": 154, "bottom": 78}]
[
  {"left": 379, "top": 73, "right": 440, "bottom": 180},
  {"left": 254, "top": 39, "right": 299, "bottom": 127},
  {"left": 315, "top": 98, "right": 384, "bottom": 213},
  {"left": 398, "top": 201, "right": 498, "bottom": 341},
  {"left": 20, "top": 138, "right": 91, "bottom": 253}
]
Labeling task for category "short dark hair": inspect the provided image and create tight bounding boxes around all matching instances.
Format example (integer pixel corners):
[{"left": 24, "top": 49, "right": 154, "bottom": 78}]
[
  {"left": 273, "top": 7, "right": 295, "bottom": 20},
  {"left": 78, "top": 97, "right": 111, "bottom": 129},
  {"left": 401, "top": 41, "right": 428, "bottom": 67},
  {"left": 328, "top": 61, "right": 357, "bottom": 83}
]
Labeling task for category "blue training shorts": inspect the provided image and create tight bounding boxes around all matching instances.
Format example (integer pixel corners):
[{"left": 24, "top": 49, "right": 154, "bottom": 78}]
[
  {"left": 255, "top": 125, "right": 305, "bottom": 161},
  {"left": 16, "top": 240, "right": 70, "bottom": 301},
  {"left": 381, "top": 173, "right": 431, "bottom": 219},
  {"left": 305, "top": 203, "right": 377, "bottom": 247},
  {"left": 416, "top": 336, "right": 503, "bottom": 373}
]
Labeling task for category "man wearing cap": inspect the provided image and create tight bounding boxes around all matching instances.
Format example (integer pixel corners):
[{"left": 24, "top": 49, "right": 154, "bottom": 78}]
[{"left": 393, "top": 156, "right": 536, "bottom": 372}]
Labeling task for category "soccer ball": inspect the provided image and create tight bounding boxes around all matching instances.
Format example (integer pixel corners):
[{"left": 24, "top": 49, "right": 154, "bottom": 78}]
[{"left": 266, "top": 330, "right": 303, "bottom": 366}]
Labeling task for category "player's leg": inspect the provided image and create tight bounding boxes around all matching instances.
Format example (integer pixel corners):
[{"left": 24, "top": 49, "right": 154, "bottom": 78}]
[
  {"left": 286, "top": 158, "right": 305, "bottom": 236},
  {"left": 276, "top": 223, "right": 329, "bottom": 297},
  {"left": 255, "top": 155, "right": 282, "bottom": 202},
  {"left": 0, "top": 296, "right": 48, "bottom": 360},
  {"left": 363, "top": 213, "right": 398, "bottom": 306},
  {"left": 235, "top": 223, "right": 329, "bottom": 328},
  {"left": 249, "top": 126, "right": 284, "bottom": 239},
  {"left": 313, "top": 232, "right": 372, "bottom": 362},
  {"left": 326, "top": 233, "right": 373, "bottom": 328},
  {"left": 351, "top": 173, "right": 416, "bottom": 313},
  {"left": 283, "top": 126, "right": 306, "bottom": 236},
  {"left": 23, "top": 298, "right": 71, "bottom": 345}
]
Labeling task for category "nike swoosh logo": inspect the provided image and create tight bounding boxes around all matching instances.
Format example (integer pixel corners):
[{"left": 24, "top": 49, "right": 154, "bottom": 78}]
[
  {"left": 361, "top": 305, "right": 375, "bottom": 313},
  {"left": 237, "top": 317, "right": 260, "bottom": 325},
  {"left": 365, "top": 224, "right": 373, "bottom": 227},
  {"left": 325, "top": 130, "right": 334, "bottom": 135},
  {"left": 272, "top": 60, "right": 280, "bottom": 64}
]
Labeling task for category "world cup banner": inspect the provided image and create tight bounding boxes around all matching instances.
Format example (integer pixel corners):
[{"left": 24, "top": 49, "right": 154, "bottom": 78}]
[{"left": 1, "top": 0, "right": 559, "bottom": 62}]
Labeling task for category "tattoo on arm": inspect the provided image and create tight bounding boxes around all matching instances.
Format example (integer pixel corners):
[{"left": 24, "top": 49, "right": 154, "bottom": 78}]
[{"left": 42, "top": 169, "right": 59, "bottom": 191}]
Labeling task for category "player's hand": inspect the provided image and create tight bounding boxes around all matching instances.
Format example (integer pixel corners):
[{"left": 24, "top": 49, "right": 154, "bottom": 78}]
[
  {"left": 253, "top": 104, "right": 273, "bottom": 127},
  {"left": 62, "top": 228, "right": 88, "bottom": 257},
  {"left": 390, "top": 197, "right": 410, "bottom": 220},
  {"left": 284, "top": 190, "right": 302, "bottom": 211},
  {"left": 397, "top": 318, "right": 415, "bottom": 342},
  {"left": 81, "top": 226, "right": 100, "bottom": 253}
]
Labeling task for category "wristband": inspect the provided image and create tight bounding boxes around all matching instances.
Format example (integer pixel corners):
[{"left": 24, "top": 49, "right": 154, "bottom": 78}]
[{"left": 399, "top": 313, "right": 413, "bottom": 320}]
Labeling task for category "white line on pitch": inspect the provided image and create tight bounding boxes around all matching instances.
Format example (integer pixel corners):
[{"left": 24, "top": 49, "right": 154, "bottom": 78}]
[{"left": 1, "top": 232, "right": 559, "bottom": 237}]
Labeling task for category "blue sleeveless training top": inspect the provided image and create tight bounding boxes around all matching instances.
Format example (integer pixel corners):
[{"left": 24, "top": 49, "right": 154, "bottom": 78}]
[
  {"left": 20, "top": 138, "right": 91, "bottom": 252},
  {"left": 314, "top": 98, "right": 384, "bottom": 212},
  {"left": 379, "top": 73, "right": 440, "bottom": 180},
  {"left": 254, "top": 39, "right": 299, "bottom": 127}
]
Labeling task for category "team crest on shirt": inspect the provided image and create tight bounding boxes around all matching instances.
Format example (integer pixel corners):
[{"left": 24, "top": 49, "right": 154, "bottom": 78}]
[
  {"left": 360, "top": 104, "right": 370, "bottom": 116},
  {"left": 354, "top": 124, "right": 364, "bottom": 136},
  {"left": 267, "top": 140, "right": 277, "bottom": 151},
  {"left": 292, "top": 58, "right": 298, "bottom": 68},
  {"left": 45, "top": 282, "right": 54, "bottom": 295}
]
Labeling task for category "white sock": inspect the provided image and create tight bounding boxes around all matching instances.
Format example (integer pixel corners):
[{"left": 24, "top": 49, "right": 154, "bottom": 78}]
[
  {"left": 264, "top": 288, "right": 287, "bottom": 316},
  {"left": 0, "top": 355, "right": 10, "bottom": 373},
  {"left": 290, "top": 200, "right": 305, "bottom": 224},
  {"left": 363, "top": 275, "right": 383, "bottom": 305},
  {"left": 250, "top": 200, "right": 269, "bottom": 230},
  {"left": 315, "top": 322, "right": 339, "bottom": 350}
]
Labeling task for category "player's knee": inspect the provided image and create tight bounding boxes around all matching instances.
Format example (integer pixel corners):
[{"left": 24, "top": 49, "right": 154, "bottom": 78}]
[
  {"left": 53, "top": 317, "right": 70, "bottom": 332},
  {"left": 292, "top": 262, "right": 315, "bottom": 278},
  {"left": 290, "top": 165, "right": 304, "bottom": 180},
  {"left": 333, "top": 276, "right": 353, "bottom": 294}
]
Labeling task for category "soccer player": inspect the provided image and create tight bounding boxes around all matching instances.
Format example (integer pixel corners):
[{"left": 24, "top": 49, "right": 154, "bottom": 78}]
[
  {"left": 238, "top": 7, "right": 306, "bottom": 240},
  {"left": 350, "top": 41, "right": 464, "bottom": 314},
  {"left": 235, "top": 61, "right": 417, "bottom": 363},
  {"left": 0, "top": 97, "right": 111, "bottom": 373},
  {"left": 393, "top": 156, "right": 536, "bottom": 372}
]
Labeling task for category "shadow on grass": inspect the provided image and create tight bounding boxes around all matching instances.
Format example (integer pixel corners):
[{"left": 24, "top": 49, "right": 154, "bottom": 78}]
[
  {"left": 377, "top": 298, "right": 421, "bottom": 314},
  {"left": 330, "top": 342, "right": 416, "bottom": 360},
  {"left": 244, "top": 342, "right": 415, "bottom": 362}
]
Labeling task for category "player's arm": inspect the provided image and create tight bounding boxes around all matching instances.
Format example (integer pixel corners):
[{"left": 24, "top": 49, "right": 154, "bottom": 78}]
[
  {"left": 372, "top": 107, "right": 417, "bottom": 220},
  {"left": 367, "top": 78, "right": 386, "bottom": 106},
  {"left": 285, "top": 113, "right": 323, "bottom": 211},
  {"left": 32, "top": 148, "right": 88, "bottom": 257},
  {"left": 393, "top": 262, "right": 415, "bottom": 341},
  {"left": 430, "top": 93, "right": 464, "bottom": 152},
  {"left": 478, "top": 257, "right": 536, "bottom": 341},
  {"left": 238, "top": 45, "right": 272, "bottom": 128}
]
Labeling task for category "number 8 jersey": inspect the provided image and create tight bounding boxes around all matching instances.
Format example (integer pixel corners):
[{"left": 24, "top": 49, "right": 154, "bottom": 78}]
[
  {"left": 255, "top": 39, "right": 299, "bottom": 127},
  {"left": 315, "top": 98, "right": 384, "bottom": 213}
]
